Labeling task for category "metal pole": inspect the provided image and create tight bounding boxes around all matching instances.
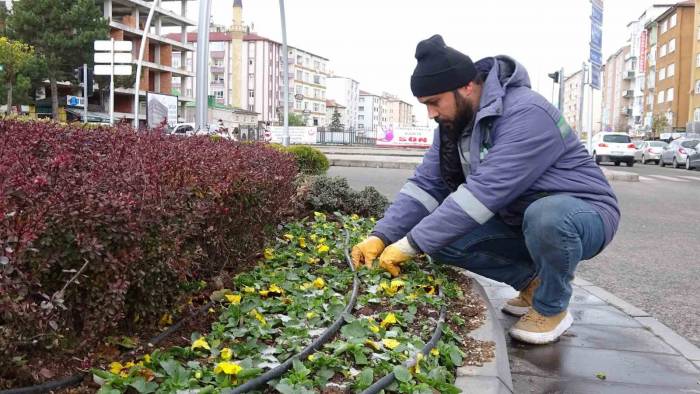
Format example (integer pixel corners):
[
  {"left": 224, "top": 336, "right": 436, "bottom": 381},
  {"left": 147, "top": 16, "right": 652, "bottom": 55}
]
[
  {"left": 588, "top": 80, "right": 594, "bottom": 152},
  {"left": 83, "top": 64, "right": 88, "bottom": 124},
  {"left": 279, "top": 0, "right": 290, "bottom": 146},
  {"left": 110, "top": 38, "right": 115, "bottom": 125},
  {"left": 134, "top": 0, "right": 159, "bottom": 129},
  {"left": 558, "top": 67, "right": 565, "bottom": 112},
  {"left": 195, "top": 0, "right": 212, "bottom": 133},
  {"left": 577, "top": 63, "right": 587, "bottom": 138}
]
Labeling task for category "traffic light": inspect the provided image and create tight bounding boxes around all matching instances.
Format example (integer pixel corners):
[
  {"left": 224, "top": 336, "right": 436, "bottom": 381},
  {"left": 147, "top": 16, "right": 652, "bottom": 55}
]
[
  {"left": 73, "top": 66, "right": 94, "bottom": 96},
  {"left": 548, "top": 71, "right": 560, "bottom": 83}
]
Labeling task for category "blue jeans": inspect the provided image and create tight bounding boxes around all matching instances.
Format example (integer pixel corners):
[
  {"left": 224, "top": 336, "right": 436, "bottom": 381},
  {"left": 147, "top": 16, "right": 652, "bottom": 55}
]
[{"left": 430, "top": 195, "right": 605, "bottom": 316}]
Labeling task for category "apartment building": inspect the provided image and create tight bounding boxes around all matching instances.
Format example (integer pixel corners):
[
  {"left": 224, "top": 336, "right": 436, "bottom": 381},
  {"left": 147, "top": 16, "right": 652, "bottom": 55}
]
[
  {"left": 382, "top": 93, "right": 413, "bottom": 128},
  {"left": 289, "top": 47, "right": 330, "bottom": 126},
  {"left": 358, "top": 91, "right": 384, "bottom": 132},
  {"left": 98, "top": 0, "right": 195, "bottom": 124},
  {"left": 563, "top": 69, "right": 584, "bottom": 132},
  {"left": 647, "top": 1, "right": 694, "bottom": 131},
  {"left": 326, "top": 76, "right": 360, "bottom": 130},
  {"left": 602, "top": 46, "right": 632, "bottom": 132},
  {"left": 688, "top": 0, "right": 700, "bottom": 131}
]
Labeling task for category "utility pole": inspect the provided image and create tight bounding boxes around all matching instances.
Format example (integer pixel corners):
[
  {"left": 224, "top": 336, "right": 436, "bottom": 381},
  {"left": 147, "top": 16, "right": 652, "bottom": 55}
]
[
  {"left": 558, "top": 67, "right": 565, "bottom": 113},
  {"left": 577, "top": 63, "right": 588, "bottom": 139},
  {"left": 83, "top": 64, "right": 88, "bottom": 123},
  {"left": 195, "top": 0, "right": 212, "bottom": 133},
  {"left": 280, "top": 0, "right": 290, "bottom": 147}
]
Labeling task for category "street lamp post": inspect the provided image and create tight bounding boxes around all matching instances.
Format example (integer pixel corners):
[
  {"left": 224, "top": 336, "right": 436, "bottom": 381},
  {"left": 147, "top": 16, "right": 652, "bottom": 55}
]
[
  {"left": 279, "top": 0, "right": 290, "bottom": 146},
  {"left": 195, "top": 0, "right": 212, "bottom": 133}
]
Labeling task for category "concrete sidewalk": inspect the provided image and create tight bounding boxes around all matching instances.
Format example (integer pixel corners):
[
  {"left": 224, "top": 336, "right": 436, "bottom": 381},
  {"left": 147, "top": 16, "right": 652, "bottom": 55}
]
[{"left": 469, "top": 273, "right": 700, "bottom": 393}]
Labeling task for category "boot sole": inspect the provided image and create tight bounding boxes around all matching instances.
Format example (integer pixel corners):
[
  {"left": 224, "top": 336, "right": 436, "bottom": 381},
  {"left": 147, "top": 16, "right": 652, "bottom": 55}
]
[
  {"left": 508, "top": 311, "right": 573, "bottom": 345},
  {"left": 501, "top": 303, "right": 530, "bottom": 317}
]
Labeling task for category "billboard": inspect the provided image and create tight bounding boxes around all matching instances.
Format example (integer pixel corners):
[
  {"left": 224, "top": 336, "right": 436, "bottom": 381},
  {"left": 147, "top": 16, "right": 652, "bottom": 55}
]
[
  {"left": 376, "top": 126, "right": 433, "bottom": 148},
  {"left": 268, "top": 126, "right": 318, "bottom": 144},
  {"left": 639, "top": 30, "right": 648, "bottom": 73},
  {"left": 147, "top": 92, "right": 178, "bottom": 129}
]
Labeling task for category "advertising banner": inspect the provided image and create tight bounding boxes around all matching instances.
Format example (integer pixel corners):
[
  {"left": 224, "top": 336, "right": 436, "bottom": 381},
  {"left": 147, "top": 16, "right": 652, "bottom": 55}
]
[
  {"left": 147, "top": 92, "right": 178, "bottom": 128},
  {"left": 376, "top": 126, "right": 433, "bottom": 147},
  {"left": 268, "top": 126, "right": 318, "bottom": 144}
]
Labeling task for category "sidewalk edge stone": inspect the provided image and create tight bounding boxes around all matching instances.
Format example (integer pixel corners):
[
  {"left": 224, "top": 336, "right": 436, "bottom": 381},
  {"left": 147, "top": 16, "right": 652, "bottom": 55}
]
[
  {"left": 601, "top": 168, "right": 639, "bottom": 182},
  {"left": 454, "top": 272, "right": 514, "bottom": 393},
  {"left": 634, "top": 316, "right": 700, "bottom": 362},
  {"left": 578, "top": 284, "right": 650, "bottom": 317}
]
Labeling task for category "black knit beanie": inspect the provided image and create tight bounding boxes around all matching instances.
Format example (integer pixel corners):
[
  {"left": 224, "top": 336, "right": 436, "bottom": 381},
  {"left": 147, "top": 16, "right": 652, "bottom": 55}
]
[{"left": 410, "top": 34, "right": 477, "bottom": 97}]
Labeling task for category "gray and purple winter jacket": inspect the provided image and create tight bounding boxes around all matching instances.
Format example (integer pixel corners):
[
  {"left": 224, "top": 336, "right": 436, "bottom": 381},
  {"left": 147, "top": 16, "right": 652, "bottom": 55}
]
[{"left": 372, "top": 56, "right": 620, "bottom": 254}]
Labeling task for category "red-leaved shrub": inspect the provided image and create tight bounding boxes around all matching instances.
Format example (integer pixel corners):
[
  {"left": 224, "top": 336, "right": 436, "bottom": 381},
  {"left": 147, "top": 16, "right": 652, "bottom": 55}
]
[{"left": 0, "top": 120, "right": 297, "bottom": 362}]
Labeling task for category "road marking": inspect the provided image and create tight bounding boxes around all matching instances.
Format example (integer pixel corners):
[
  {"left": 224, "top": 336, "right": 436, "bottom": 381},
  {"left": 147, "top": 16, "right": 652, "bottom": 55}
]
[
  {"left": 676, "top": 176, "right": 700, "bottom": 182},
  {"left": 638, "top": 176, "right": 656, "bottom": 182},
  {"left": 646, "top": 175, "right": 689, "bottom": 182}
]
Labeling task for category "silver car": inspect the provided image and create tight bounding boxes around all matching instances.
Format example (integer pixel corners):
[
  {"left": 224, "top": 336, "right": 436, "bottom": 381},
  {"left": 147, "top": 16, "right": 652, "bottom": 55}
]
[
  {"left": 659, "top": 139, "right": 700, "bottom": 168},
  {"left": 635, "top": 141, "right": 668, "bottom": 164},
  {"left": 684, "top": 141, "right": 700, "bottom": 170}
]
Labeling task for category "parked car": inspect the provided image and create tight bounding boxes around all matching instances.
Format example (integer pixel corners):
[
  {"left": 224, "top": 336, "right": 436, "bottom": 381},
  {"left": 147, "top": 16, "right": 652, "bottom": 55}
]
[
  {"left": 167, "top": 123, "right": 196, "bottom": 136},
  {"left": 684, "top": 141, "right": 700, "bottom": 170},
  {"left": 634, "top": 140, "right": 668, "bottom": 164},
  {"left": 591, "top": 132, "right": 636, "bottom": 167},
  {"left": 659, "top": 138, "right": 700, "bottom": 168}
]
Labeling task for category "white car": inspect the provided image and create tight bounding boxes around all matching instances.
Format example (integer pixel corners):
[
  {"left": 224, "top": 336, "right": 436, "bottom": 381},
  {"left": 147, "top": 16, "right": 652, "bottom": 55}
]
[
  {"left": 168, "top": 123, "right": 197, "bottom": 136},
  {"left": 591, "top": 132, "right": 636, "bottom": 167}
]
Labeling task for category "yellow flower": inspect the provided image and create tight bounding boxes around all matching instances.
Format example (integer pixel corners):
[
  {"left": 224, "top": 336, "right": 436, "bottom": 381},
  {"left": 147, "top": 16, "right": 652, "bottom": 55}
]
[
  {"left": 316, "top": 244, "right": 329, "bottom": 254},
  {"left": 307, "top": 354, "right": 316, "bottom": 362},
  {"left": 309, "top": 234, "right": 318, "bottom": 241},
  {"left": 220, "top": 348, "right": 233, "bottom": 360},
  {"left": 307, "top": 257, "right": 319, "bottom": 265},
  {"left": 191, "top": 337, "right": 211, "bottom": 351},
  {"left": 369, "top": 323, "right": 380, "bottom": 334},
  {"left": 159, "top": 313, "right": 173, "bottom": 326},
  {"left": 365, "top": 340, "right": 381, "bottom": 351},
  {"left": 225, "top": 294, "right": 241, "bottom": 304},
  {"left": 421, "top": 284, "right": 437, "bottom": 295},
  {"left": 299, "top": 237, "right": 307, "bottom": 248},
  {"left": 370, "top": 217, "right": 376, "bottom": 223},
  {"left": 300, "top": 282, "right": 313, "bottom": 291},
  {"left": 214, "top": 361, "right": 242, "bottom": 375},
  {"left": 313, "top": 277, "right": 326, "bottom": 289},
  {"left": 195, "top": 370, "right": 203, "bottom": 379},
  {"left": 407, "top": 293, "right": 418, "bottom": 301},
  {"left": 296, "top": 252, "right": 304, "bottom": 257},
  {"left": 109, "top": 362, "right": 124, "bottom": 375},
  {"left": 251, "top": 309, "right": 267, "bottom": 326},
  {"left": 411, "top": 353, "right": 424, "bottom": 374},
  {"left": 318, "top": 238, "right": 326, "bottom": 244},
  {"left": 269, "top": 284, "right": 284, "bottom": 295},
  {"left": 243, "top": 286, "right": 255, "bottom": 293},
  {"left": 380, "top": 280, "right": 404, "bottom": 295},
  {"left": 430, "top": 348, "right": 440, "bottom": 357},
  {"left": 264, "top": 248, "right": 274, "bottom": 260},
  {"left": 351, "top": 214, "right": 360, "bottom": 220},
  {"left": 382, "top": 338, "right": 400, "bottom": 350},
  {"left": 380, "top": 313, "right": 398, "bottom": 328},
  {"left": 283, "top": 233, "right": 294, "bottom": 241},
  {"left": 124, "top": 361, "right": 135, "bottom": 369},
  {"left": 120, "top": 371, "right": 128, "bottom": 378},
  {"left": 259, "top": 289, "right": 269, "bottom": 297},
  {"left": 306, "top": 312, "right": 316, "bottom": 319},
  {"left": 144, "top": 354, "right": 151, "bottom": 363},
  {"left": 313, "top": 211, "right": 326, "bottom": 220}
]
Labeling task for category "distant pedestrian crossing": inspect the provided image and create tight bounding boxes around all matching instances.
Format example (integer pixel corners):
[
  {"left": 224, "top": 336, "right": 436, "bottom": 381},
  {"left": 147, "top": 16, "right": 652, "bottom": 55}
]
[{"left": 639, "top": 174, "right": 700, "bottom": 183}]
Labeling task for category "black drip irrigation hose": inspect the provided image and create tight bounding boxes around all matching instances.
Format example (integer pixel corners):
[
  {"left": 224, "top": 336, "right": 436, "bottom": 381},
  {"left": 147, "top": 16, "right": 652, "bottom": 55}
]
[
  {"left": 0, "top": 300, "right": 216, "bottom": 394},
  {"left": 227, "top": 228, "right": 360, "bottom": 394},
  {"left": 360, "top": 257, "right": 447, "bottom": 394}
]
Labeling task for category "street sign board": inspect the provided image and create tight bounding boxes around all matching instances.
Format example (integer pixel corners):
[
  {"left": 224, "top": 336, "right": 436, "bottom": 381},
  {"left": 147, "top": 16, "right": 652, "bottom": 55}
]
[
  {"left": 94, "top": 64, "right": 133, "bottom": 76},
  {"left": 94, "top": 52, "right": 133, "bottom": 64},
  {"left": 94, "top": 40, "right": 132, "bottom": 52},
  {"left": 589, "top": 47, "right": 602, "bottom": 65},
  {"left": 590, "top": 63, "right": 602, "bottom": 90},
  {"left": 66, "top": 95, "right": 85, "bottom": 108},
  {"left": 589, "top": 0, "right": 603, "bottom": 90}
]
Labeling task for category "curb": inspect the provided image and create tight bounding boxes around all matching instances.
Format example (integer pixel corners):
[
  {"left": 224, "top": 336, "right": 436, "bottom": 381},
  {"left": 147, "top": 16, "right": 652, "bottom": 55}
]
[
  {"left": 573, "top": 277, "right": 700, "bottom": 365},
  {"left": 601, "top": 168, "right": 639, "bottom": 182},
  {"left": 328, "top": 157, "right": 420, "bottom": 170},
  {"left": 454, "top": 271, "right": 514, "bottom": 393}
]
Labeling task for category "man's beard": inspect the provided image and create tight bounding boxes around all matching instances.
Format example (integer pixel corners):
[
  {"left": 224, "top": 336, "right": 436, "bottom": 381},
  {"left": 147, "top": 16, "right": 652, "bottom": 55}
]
[{"left": 439, "top": 92, "right": 475, "bottom": 137}]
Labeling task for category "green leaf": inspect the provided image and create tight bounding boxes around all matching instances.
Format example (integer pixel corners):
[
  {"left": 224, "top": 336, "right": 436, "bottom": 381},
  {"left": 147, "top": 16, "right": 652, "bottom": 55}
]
[
  {"left": 127, "top": 377, "right": 158, "bottom": 393},
  {"left": 448, "top": 346, "right": 463, "bottom": 367},
  {"left": 393, "top": 365, "right": 412, "bottom": 383},
  {"left": 96, "top": 386, "right": 121, "bottom": 394},
  {"left": 274, "top": 380, "right": 298, "bottom": 394},
  {"left": 341, "top": 320, "right": 367, "bottom": 339},
  {"left": 353, "top": 349, "right": 368, "bottom": 365},
  {"left": 356, "top": 368, "right": 374, "bottom": 389}
]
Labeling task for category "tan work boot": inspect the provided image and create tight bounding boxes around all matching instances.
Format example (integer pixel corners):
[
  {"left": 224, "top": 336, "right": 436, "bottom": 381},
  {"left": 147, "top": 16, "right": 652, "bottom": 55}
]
[
  {"left": 501, "top": 277, "right": 540, "bottom": 317},
  {"left": 508, "top": 308, "right": 573, "bottom": 344}
]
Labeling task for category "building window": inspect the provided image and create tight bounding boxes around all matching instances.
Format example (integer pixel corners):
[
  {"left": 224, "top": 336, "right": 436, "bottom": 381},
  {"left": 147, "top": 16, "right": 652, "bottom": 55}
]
[
  {"left": 296, "top": 85, "right": 303, "bottom": 94},
  {"left": 314, "top": 75, "right": 320, "bottom": 84},
  {"left": 313, "top": 117, "right": 318, "bottom": 126},
  {"left": 697, "top": 26, "right": 700, "bottom": 40},
  {"left": 667, "top": 88, "right": 674, "bottom": 102},
  {"left": 358, "top": 106, "right": 364, "bottom": 111},
  {"left": 314, "top": 60, "right": 319, "bottom": 70},
  {"left": 668, "top": 38, "right": 676, "bottom": 53},
  {"left": 214, "top": 90, "right": 224, "bottom": 99},
  {"left": 296, "top": 70, "right": 302, "bottom": 80},
  {"left": 313, "top": 89, "right": 319, "bottom": 98},
  {"left": 304, "top": 72, "right": 309, "bottom": 82},
  {"left": 695, "top": 80, "right": 700, "bottom": 94},
  {"left": 660, "top": 44, "right": 667, "bottom": 57},
  {"left": 667, "top": 63, "right": 675, "bottom": 77},
  {"left": 313, "top": 103, "right": 319, "bottom": 112},
  {"left": 659, "top": 67, "right": 666, "bottom": 80},
  {"left": 296, "top": 55, "right": 302, "bottom": 64},
  {"left": 694, "top": 108, "right": 700, "bottom": 122},
  {"left": 304, "top": 87, "right": 309, "bottom": 96},
  {"left": 647, "top": 94, "right": 653, "bottom": 108},
  {"left": 358, "top": 115, "right": 364, "bottom": 120},
  {"left": 697, "top": 53, "right": 700, "bottom": 67},
  {"left": 669, "top": 13, "right": 677, "bottom": 28},
  {"left": 248, "top": 90, "right": 255, "bottom": 98},
  {"left": 658, "top": 91, "right": 664, "bottom": 103},
  {"left": 660, "top": 19, "right": 668, "bottom": 34}
]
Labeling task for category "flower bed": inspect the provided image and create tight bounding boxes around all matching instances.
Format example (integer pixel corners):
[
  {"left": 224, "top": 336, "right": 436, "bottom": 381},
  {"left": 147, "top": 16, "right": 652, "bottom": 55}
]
[{"left": 92, "top": 213, "right": 492, "bottom": 393}]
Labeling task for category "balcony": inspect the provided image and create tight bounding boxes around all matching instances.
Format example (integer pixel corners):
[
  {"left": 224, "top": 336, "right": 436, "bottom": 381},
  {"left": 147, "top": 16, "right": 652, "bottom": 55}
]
[
  {"left": 211, "top": 66, "right": 224, "bottom": 74},
  {"left": 623, "top": 90, "right": 634, "bottom": 98},
  {"left": 623, "top": 71, "right": 635, "bottom": 80},
  {"left": 621, "top": 107, "right": 632, "bottom": 116}
]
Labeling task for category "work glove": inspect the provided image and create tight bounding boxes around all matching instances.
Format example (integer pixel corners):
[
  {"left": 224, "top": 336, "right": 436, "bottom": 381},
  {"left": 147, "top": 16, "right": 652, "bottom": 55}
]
[
  {"left": 378, "top": 237, "right": 417, "bottom": 277},
  {"left": 351, "top": 236, "right": 385, "bottom": 269}
]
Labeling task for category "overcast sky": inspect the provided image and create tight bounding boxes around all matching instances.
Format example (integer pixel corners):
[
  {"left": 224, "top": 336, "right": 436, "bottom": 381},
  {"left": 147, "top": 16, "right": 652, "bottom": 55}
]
[{"left": 172, "top": 0, "right": 659, "bottom": 124}]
